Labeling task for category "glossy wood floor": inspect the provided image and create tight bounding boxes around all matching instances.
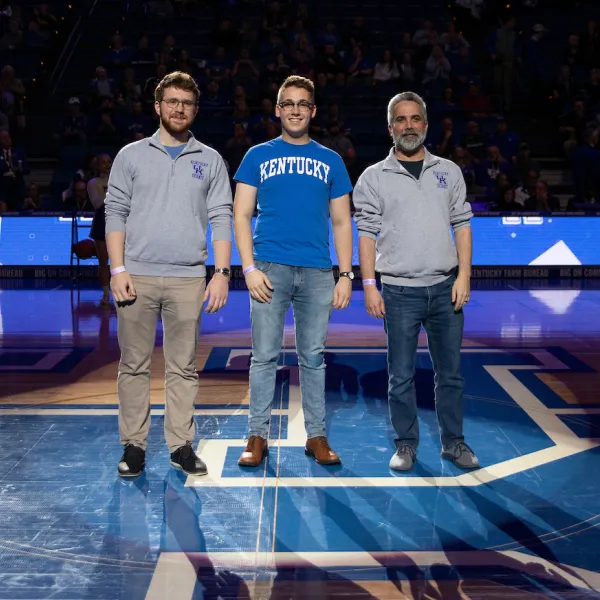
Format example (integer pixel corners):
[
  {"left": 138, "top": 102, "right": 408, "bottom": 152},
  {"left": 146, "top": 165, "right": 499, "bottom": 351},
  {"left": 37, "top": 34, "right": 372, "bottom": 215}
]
[{"left": 1, "top": 280, "right": 599, "bottom": 599}]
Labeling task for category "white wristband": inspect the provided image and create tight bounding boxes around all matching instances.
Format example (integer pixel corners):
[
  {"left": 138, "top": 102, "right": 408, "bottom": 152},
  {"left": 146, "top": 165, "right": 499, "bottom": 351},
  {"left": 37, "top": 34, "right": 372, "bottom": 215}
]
[{"left": 110, "top": 266, "right": 126, "bottom": 276}]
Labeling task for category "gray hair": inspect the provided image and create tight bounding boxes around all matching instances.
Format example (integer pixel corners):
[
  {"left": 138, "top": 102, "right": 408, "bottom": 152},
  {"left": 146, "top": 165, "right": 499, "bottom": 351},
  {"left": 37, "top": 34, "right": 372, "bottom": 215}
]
[{"left": 387, "top": 92, "right": 428, "bottom": 126}]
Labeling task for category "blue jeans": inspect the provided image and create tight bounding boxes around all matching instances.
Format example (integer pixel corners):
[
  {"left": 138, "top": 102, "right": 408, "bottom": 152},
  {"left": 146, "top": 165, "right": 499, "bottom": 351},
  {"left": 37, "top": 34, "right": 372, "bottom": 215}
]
[
  {"left": 248, "top": 261, "right": 335, "bottom": 439},
  {"left": 382, "top": 274, "right": 465, "bottom": 451}
]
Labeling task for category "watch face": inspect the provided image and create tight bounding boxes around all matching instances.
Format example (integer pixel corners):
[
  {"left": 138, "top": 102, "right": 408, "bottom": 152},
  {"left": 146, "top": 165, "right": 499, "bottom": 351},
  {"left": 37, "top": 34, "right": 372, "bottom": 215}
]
[
  {"left": 217, "top": 268, "right": 230, "bottom": 276},
  {"left": 341, "top": 271, "right": 355, "bottom": 280}
]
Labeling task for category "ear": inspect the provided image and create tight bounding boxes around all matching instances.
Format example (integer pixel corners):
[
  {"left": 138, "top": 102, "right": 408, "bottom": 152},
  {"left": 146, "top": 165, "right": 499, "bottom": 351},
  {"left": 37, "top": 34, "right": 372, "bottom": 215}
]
[
  {"left": 275, "top": 104, "right": 281, "bottom": 119},
  {"left": 154, "top": 101, "right": 161, "bottom": 118}
]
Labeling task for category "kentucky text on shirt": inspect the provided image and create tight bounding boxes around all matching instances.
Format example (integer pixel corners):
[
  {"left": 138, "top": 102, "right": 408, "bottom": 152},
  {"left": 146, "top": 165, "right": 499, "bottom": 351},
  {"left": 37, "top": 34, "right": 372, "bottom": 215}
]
[{"left": 259, "top": 157, "right": 331, "bottom": 183}]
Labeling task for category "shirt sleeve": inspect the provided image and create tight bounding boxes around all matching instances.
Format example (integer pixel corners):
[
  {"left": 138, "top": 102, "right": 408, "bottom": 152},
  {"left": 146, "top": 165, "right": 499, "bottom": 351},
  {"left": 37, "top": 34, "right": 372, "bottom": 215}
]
[
  {"left": 329, "top": 152, "right": 353, "bottom": 199},
  {"left": 450, "top": 166, "right": 473, "bottom": 232},
  {"left": 105, "top": 149, "right": 133, "bottom": 234},
  {"left": 352, "top": 168, "right": 382, "bottom": 240},
  {"left": 207, "top": 155, "right": 233, "bottom": 242},
  {"left": 233, "top": 146, "right": 259, "bottom": 187}
]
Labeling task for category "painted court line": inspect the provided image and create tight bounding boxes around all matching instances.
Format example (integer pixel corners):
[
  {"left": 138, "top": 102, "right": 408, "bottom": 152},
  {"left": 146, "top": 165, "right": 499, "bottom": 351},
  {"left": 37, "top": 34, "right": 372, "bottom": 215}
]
[{"left": 186, "top": 347, "right": 600, "bottom": 488}]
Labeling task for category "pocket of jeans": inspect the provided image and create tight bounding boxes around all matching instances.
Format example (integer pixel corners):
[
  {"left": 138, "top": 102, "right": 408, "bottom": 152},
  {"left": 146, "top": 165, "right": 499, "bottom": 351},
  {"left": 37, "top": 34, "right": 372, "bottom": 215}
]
[
  {"left": 318, "top": 267, "right": 333, "bottom": 273},
  {"left": 383, "top": 283, "right": 405, "bottom": 296},
  {"left": 255, "top": 260, "right": 273, "bottom": 273}
]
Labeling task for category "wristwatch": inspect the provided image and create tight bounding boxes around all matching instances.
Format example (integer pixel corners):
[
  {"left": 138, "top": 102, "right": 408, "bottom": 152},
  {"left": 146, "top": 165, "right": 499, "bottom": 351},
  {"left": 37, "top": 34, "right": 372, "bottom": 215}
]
[
  {"left": 339, "top": 271, "right": 355, "bottom": 280},
  {"left": 214, "top": 268, "right": 231, "bottom": 277}
]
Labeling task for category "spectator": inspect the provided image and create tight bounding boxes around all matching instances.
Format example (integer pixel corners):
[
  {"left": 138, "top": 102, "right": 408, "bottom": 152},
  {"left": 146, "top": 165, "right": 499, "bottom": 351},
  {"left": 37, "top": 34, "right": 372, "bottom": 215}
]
[
  {"left": 22, "top": 183, "right": 49, "bottom": 211},
  {"left": 132, "top": 34, "right": 155, "bottom": 63},
  {"left": 121, "top": 100, "right": 153, "bottom": 141},
  {"left": 116, "top": 68, "right": 142, "bottom": 106},
  {"left": 0, "top": 65, "right": 25, "bottom": 128},
  {"left": 579, "top": 20, "right": 600, "bottom": 67},
  {"left": 487, "top": 118, "right": 520, "bottom": 163},
  {"left": 24, "top": 20, "right": 50, "bottom": 50},
  {"left": 343, "top": 16, "right": 369, "bottom": 49},
  {"left": 105, "top": 33, "right": 132, "bottom": 71},
  {"left": 515, "top": 142, "right": 541, "bottom": 183},
  {"left": 433, "top": 117, "right": 459, "bottom": 158},
  {"left": 89, "top": 66, "right": 116, "bottom": 105},
  {"left": 422, "top": 45, "right": 451, "bottom": 98},
  {"left": 461, "top": 120, "right": 486, "bottom": 162},
  {"left": 488, "top": 14, "right": 521, "bottom": 111},
  {"left": 493, "top": 187, "right": 522, "bottom": 211},
  {"left": 570, "top": 127, "right": 600, "bottom": 204},
  {"left": 0, "top": 129, "right": 28, "bottom": 210},
  {"left": 87, "top": 153, "right": 112, "bottom": 307},
  {"left": 249, "top": 98, "right": 279, "bottom": 142},
  {"left": 399, "top": 52, "right": 415, "bottom": 86},
  {"left": 224, "top": 122, "right": 252, "bottom": 176},
  {"left": 451, "top": 146, "right": 477, "bottom": 192},
  {"left": 563, "top": 34, "right": 583, "bottom": 69},
  {"left": 460, "top": 82, "right": 492, "bottom": 117},
  {"left": 0, "top": 18, "right": 21, "bottom": 50},
  {"left": 59, "top": 97, "right": 88, "bottom": 146},
  {"left": 315, "top": 44, "right": 345, "bottom": 81},
  {"left": 560, "top": 99, "right": 592, "bottom": 155},
  {"left": 346, "top": 45, "right": 374, "bottom": 85},
  {"left": 206, "top": 46, "right": 232, "bottom": 83},
  {"left": 524, "top": 180, "right": 561, "bottom": 210},
  {"left": 452, "top": 46, "right": 479, "bottom": 90},
  {"left": 33, "top": 2, "right": 57, "bottom": 32},
  {"left": 373, "top": 49, "right": 400, "bottom": 84},
  {"left": 476, "top": 145, "right": 513, "bottom": 188},
  {"left": 514, "top": 169, "right": 539, "bottom": 206}
]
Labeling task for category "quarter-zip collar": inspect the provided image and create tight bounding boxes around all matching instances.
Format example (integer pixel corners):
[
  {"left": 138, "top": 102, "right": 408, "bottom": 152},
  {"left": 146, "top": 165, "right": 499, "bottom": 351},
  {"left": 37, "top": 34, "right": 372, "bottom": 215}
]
[
  {"left": 147, "top": 129, "right": 205, "bottom": 157},
  {"left": 382, "top": 146, "right": 440, "bottom": 175}
]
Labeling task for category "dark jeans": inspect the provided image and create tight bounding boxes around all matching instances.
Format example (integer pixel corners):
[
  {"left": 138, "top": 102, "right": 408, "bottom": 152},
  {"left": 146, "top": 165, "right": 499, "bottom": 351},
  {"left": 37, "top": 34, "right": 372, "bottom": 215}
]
[{"left": 382, "top": 274, "right": 465, "bottom": 451}]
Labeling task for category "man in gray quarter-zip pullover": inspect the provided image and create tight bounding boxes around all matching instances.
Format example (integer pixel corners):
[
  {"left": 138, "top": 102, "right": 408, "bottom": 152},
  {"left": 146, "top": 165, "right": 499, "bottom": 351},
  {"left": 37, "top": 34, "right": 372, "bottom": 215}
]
[
  {"left": 352, "top": 91, "right": 480, "bottom": 473},
  {"left": 104, "top": 72, "right": 233, "bottom": 479}
]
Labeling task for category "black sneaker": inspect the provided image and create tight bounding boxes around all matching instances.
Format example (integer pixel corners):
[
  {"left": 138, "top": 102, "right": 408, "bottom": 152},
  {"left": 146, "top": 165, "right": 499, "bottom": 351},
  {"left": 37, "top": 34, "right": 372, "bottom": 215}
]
[
  {"left": 170, "top": 442, "right": 207, "bottom": 476},
  {"left": 117, "top": 444, "right": 145, "bottom": 477}
]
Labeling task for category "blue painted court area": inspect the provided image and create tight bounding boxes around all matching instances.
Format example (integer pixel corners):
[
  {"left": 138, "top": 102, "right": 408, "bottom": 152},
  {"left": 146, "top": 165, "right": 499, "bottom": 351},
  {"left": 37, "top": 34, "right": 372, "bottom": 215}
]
[{"left": 1, "top": 286, "right": 600, "bottom": 598}]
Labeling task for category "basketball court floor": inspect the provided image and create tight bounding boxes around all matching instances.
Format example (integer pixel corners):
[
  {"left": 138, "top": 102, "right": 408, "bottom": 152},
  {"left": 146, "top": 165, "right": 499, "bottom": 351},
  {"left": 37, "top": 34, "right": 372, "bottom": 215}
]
[{"left": 1, "top": 280, "right": 599, "bottom": 599}]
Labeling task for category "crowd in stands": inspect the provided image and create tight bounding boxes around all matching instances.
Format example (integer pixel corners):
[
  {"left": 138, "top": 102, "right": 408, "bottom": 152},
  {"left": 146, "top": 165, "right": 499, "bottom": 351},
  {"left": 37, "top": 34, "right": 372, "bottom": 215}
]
[{"left": 2, "top": 0, "right": 600, "bottom": 213}]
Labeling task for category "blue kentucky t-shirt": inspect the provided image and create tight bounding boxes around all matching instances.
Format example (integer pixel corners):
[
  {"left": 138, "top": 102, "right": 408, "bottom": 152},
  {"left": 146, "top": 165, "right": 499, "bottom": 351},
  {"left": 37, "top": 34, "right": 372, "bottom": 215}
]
[{"left": 234, "top": 137, "right": 352, "bottom": 268}]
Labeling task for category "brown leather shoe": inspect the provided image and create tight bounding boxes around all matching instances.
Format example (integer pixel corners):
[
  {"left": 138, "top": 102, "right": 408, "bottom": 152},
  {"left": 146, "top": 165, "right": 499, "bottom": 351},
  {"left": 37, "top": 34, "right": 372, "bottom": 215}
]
[
  {"left": 238, "top": 436, "right": 268, "bottom": 467},
  {"left": 305, "top": 436, "right": 341, "bottom": 465}
]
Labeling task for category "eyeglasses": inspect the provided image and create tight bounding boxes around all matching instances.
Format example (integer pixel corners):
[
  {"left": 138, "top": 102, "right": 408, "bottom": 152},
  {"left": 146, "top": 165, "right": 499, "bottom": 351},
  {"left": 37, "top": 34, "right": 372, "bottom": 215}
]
[
  {"left": 162, "top": 98, "right": 197, "bottom": 110},
  {"left": 277, "top": 100, "right": 315, "bottom": 112}
]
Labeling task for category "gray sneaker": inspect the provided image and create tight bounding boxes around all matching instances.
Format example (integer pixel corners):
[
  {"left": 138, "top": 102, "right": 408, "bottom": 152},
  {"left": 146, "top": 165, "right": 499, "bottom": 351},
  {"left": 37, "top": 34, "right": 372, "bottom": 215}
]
[
  {"left": 441, "top": 442, "right": 480, "bottom": 469},
  {"left": 389, "top": 445, "right": 416, "bottom": 471}
]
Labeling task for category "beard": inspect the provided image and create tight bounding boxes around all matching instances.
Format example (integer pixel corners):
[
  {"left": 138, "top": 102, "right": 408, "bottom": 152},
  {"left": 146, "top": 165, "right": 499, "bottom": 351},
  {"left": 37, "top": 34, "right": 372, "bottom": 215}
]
[
  {"left": 392, "top": 128, "right": 426, "bottom": 154},
  {"left": 160, "top": 109, "right": 189, "bottom": 136}
]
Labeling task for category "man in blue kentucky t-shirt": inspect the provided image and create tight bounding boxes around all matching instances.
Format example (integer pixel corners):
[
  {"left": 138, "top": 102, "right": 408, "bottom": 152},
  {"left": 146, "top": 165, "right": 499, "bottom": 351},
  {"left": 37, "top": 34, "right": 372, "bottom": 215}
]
[{"left": 233, "top": 75, "right": 353, "bottom": 468}]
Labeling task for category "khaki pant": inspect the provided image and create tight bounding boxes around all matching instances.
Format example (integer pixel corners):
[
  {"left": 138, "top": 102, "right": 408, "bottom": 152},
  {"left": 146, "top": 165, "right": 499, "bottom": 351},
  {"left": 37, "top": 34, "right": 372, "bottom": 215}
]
[{"left": 116, "top": 275, "right": 206, "bottom": 453}]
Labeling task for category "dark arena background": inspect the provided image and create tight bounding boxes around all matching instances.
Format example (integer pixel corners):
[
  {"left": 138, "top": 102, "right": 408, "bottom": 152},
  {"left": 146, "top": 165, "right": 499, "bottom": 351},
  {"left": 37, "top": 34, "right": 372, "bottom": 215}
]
[{"left": 1, "top": 0, "right": 600, "bottom": 599}]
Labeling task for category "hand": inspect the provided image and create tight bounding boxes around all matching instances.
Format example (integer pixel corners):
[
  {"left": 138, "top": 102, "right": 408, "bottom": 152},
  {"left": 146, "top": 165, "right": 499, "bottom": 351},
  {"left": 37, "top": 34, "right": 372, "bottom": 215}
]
[
  {"left": 111, "top": 271, "right": 136, "bottom": 304},
  {"left": 204, "top": 273, "right": 229, "bottom": 313},
  {"left": 364, "top": 286, "right": 385, "bottom": 318},
  {"left": 333, "top": 277, "right": 352, "bottom": 310},
  {"left": 452, "top": 274, "right": 470, "bottom": 311},
  {"left": 246, "top": 269, "right": 274, "bottom": 303}
]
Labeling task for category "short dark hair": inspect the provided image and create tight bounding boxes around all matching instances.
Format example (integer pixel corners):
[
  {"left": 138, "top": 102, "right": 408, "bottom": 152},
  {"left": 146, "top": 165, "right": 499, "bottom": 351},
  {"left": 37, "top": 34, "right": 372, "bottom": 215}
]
[
  {"left": 277, "top": 75, "right": 315, "bottom": 103},
  {"left": 155, "top": 71, "right": 200, "bottom": 103}
]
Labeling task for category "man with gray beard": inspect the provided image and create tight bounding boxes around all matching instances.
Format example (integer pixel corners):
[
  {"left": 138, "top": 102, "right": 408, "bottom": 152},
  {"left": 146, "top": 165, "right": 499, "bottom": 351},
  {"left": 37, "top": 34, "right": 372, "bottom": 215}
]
[{"left": 352, "top": 92, "right": 480, "bottom": 472}]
